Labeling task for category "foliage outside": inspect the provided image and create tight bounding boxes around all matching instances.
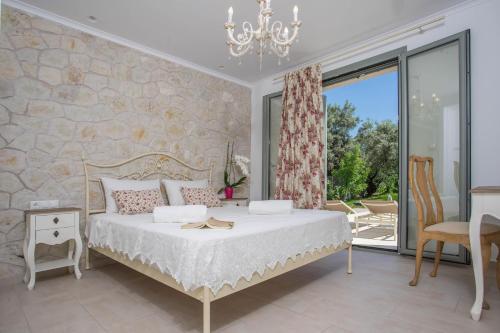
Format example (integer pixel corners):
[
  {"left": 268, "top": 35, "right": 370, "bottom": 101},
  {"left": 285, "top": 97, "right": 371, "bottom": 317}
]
[{"left": 326, "top": 101, "right": 398, "bottom": 205}]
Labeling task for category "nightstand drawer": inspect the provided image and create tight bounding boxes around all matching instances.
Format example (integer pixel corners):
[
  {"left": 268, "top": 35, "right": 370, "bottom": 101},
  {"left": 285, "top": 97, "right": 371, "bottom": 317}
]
[
  {"left": 36, "top": 227, "right": 75, "bottom": 245},
  {"left": 35, "top": 213, "right": 75, "bottom": 230}
]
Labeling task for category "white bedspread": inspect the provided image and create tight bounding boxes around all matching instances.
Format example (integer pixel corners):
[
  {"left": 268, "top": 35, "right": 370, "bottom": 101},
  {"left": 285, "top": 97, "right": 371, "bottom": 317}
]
[{"left": 86, "top": 206, "right": 352, "bottom": 293}]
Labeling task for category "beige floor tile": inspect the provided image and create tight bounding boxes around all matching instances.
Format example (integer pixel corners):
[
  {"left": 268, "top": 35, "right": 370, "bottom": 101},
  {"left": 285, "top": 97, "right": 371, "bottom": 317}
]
[
  {"left": 33, "top": 319, "right": 105, "bottom": 333},
  {"left": 225, "top": 302, "right": 327, "bottom": 333},
  {"left": 107, "top": 313, "right": 183, "bottom": 333},
  {"left": 81, "top": 288, "right": 158, "bottom": 331},
  {"left": 0, "top": 294, "right": 30, "bottom": 333},
  {"left": 22, "top": 296, "right": 95, "bottom": 333}
]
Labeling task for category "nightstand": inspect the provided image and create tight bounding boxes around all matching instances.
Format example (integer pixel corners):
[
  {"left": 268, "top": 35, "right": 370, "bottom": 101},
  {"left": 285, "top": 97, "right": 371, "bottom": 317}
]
[
  {"left": 220, "top": 198, "right": 248, "bottom": 207},
  {"left": 23, "top": 207, "right": 83, "bottom": 290}
]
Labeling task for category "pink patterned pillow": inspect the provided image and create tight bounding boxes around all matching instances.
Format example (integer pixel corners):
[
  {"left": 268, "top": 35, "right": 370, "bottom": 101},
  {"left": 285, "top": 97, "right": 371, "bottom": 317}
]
[
  {"left": 181, "top": 187, "right": 222, "bottom": 208},
  {"left": 112, "top": 189, "right": 164, "bottom": 215}
]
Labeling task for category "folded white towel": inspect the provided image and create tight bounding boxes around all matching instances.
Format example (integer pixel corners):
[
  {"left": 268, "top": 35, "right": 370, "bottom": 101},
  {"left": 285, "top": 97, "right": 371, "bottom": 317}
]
[
  {"left": 153, "top": 205, "right": 207, "bottom": 223},
  {"left": 248, "top": 200, "right": 293, "bottom": 215}
]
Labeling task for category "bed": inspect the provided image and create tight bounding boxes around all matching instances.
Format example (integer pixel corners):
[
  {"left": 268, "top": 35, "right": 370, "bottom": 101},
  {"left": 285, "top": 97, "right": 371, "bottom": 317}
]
[{"left": 83, "top": 152, "right": 353, "bottom": 333}]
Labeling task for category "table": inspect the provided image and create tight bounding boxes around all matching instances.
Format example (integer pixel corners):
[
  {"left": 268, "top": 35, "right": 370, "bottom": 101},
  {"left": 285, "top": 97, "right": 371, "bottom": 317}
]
[
  {"left": 24, "top": 207, "right": 83, "bottom": 290},
  {"left": 469, "top": 186, "right": 500, "bottom": 320},
  {"left": 220, "top": 197, "right": 248, "bottom": 207}
]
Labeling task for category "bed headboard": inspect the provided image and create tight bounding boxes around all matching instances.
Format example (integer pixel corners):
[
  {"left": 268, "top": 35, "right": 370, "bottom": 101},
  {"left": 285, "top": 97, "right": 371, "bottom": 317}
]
[{"left": 82, "top": 152, "right": 214, "bottom": 219}]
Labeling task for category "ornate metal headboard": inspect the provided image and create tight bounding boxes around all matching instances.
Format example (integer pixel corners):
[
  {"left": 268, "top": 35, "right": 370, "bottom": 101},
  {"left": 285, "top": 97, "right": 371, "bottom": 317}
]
[{"left": 82, "top": 152, "right": 214, "bottom": 219}]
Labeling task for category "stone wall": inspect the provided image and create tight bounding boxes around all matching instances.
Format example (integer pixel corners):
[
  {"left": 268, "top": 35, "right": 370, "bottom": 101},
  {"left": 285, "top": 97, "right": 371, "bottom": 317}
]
[{"left": 0, "top": 6, "right": 251, "bottom": 278}]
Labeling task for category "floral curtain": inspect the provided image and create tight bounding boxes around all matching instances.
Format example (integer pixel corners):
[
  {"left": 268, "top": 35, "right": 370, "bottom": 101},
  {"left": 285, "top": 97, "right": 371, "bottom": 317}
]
[{"left": 274, "top": 64, "right": 325, "bottom": 209}]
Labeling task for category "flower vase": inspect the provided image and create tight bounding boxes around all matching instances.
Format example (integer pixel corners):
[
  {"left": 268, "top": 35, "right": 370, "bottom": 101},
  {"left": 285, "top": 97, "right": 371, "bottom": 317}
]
[{"left": 224, "top": 186, "right": 234, "bottom": 199}]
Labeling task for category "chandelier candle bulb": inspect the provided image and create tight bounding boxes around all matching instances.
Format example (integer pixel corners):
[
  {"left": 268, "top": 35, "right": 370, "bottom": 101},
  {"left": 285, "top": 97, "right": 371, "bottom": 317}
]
[
  {"left": 293, "top": 6, "right": 298, "bottom": 22},
  {"left": 228, "top": 7, "right": 233, "bottom": 23}
]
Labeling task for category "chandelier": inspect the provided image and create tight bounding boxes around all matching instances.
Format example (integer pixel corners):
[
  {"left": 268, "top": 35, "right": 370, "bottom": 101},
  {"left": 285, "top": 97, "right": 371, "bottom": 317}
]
[{"left": 224, "top": 0, "right": 301, "bottom": 70}]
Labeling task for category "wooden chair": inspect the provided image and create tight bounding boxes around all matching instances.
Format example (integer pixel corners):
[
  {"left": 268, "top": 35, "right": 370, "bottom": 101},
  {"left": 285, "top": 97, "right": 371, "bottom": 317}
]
[
  {"left": 408, "top": 155, "right": 500, "bottom": 291},
  {"left": 359, "top": 200, "right": 398, "bottom": 239},
  {"left": 325, "top": 200, "right": 367, "bottom": 235}
]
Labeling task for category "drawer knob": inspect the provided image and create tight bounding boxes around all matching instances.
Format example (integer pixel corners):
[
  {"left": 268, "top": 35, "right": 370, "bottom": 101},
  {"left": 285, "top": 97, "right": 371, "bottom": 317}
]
[
  {"left": 53, "top": 217, "right": 59, "bottom": 224},
  {"left": 53, "top": 231, "right": 59, "bottom": 237}
]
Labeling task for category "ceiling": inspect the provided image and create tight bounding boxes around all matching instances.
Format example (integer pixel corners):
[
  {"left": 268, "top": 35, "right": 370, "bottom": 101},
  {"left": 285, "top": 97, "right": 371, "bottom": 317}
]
[{"left": 12, "top": 0, "right": 467, "bottom": 84}]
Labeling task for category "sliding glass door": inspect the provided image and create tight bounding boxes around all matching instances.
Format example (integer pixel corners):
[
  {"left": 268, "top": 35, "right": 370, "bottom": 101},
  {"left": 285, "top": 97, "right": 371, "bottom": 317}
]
[
  {"left": 262, "top": 31, "right": 470, "bottom": 261},
  {"left": 400, "top": 31, "right": 470, "bottom": 262},
  {"left": 262, "top": 93, "right": 283, "bottom": 199}
]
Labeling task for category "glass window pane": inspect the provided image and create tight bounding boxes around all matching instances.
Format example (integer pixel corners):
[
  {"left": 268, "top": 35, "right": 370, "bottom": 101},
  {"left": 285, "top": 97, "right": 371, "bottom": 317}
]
[
  {"left": 268, "top": 96, "right": 282, "bottom": 197},
  {"left": 407, "top": 41, "right": 461, "bottom": 255}
]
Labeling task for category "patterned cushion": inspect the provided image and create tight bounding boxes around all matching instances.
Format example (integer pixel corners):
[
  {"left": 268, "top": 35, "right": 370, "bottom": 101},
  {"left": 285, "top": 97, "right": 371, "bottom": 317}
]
[
  {"left": 181, "top": 187, "right": 222, "bottom": 208},
  {"left": 112, "top": 189, "right": 164, "bottom": 215}
]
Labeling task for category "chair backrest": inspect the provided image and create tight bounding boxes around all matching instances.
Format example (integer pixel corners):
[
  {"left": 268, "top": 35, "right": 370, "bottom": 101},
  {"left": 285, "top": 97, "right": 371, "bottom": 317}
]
[
  {"left": 408, "top": 155, "right": 444, "bottom": 231},
  {"left": 324, "top": 200, "right": 356, "bottom": 214},
  {"left": 360, "top": 200, "right": 398, "bottom": 215}
]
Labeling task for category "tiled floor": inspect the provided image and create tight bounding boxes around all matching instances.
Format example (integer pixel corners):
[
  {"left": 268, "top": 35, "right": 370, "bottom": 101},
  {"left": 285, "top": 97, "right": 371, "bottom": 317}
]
[{"left": 1, "top": 249, "right": 499, "bottom": 333}]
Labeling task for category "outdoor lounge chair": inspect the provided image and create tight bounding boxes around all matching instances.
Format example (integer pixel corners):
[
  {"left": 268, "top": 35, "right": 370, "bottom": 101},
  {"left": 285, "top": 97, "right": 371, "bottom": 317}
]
[
  {"left": 325, "top": 200, "right": 367, "bottom": 236},
  {"left": 359, "top": 200, "right": 399, "bottom": 239}
]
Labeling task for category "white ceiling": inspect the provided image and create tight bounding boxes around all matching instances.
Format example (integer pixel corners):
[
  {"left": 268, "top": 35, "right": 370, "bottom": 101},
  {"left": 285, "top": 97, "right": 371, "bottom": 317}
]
[{"left": 11, "top": 0, "right": 467, "bottom": 84}]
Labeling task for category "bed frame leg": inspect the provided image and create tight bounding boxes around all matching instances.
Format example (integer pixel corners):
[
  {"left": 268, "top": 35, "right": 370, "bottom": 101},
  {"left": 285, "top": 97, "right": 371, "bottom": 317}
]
[
  {"left": 203, "top": 286, "right": 211, "bottom": 333},
  {"left": 85, "top": 246, "right": 91, "bottom": 270},
  {"left": 347, "top": 244, "right": 352, "bottom": 274}
]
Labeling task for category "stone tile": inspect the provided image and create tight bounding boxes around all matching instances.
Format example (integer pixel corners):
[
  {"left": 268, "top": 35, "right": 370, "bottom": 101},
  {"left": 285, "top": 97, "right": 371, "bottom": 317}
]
[
  {"left": 0, "top": 49, "right": 22, "bottom": 79},
  {"left": 0, "top": 148, "right": 26, "bottom": 172},
  {"left": 16, "top": 48, "right": 39, "bottom": 65},
  {"left": 0, "top": 79, "right": 15, "bottom": 98},
  {"left": 0, "top": 173, "right": 23, "bottom": 193},
  {"left": 52, "top": 85, "right": 98, "bottom": 106},
  {"left": 27, "top": 100, "right": 64, "bottom": 119},
  {"left": 39, "top": 49, "right": 68, "bottom": 68},
  {"left": 90, "top": 59, "right": 111, "bottom": 76},
  {"left": 0, "top": 106, "right": 9, "bottom": 125},
  {"left": 32, "top": 18, "right": 63, "bottom": 34},
  {"left": 69, "top": 54, "right": 90, "bottom": 72},
  {"left": 84, "top": 73, "right": 107, "bottom": 90},
  {"left": 14, "top": 78, "right": 51, "bottom": 100},
  {"left": 61, "top": 36, "right": 87, "bottom": 53},
  {"left": 0, "top": 193, "right": 9, "bottom": 210},
  {"left": 38, "top": 66, "right": 62, "bottom": 86},
  {"left": 0, "top": 125, "right": 25, "bottom": 142},
  {"left": 40, "top": 33, "right": 61, "bottom": 49},
  {"left": 9, "top": 132, "right": 35, "bottom": 151},
  {"left": 36, "top": 134, "right": 63, "bottom": 155}
]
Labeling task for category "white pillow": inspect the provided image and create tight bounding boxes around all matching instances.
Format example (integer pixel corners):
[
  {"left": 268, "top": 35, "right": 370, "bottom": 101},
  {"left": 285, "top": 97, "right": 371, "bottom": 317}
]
[
  {"left": 161, "top": 179, "right": 208, "bottom": 206},
  {"left": 101, "top": 177, "right": 160, "bottom": 213}
]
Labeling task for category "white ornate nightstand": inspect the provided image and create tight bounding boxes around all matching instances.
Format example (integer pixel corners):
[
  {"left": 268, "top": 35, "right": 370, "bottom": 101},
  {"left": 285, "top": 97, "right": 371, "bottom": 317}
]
[
  {"left": 220, "top": 198, "right": 248, "bottom": 207},
  {"left": 23, "top": 207, "right": 83, "bottom": 290}
]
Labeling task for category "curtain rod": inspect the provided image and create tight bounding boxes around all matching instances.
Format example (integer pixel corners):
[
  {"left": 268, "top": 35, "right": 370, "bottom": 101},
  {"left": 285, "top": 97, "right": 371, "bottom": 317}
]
[{"left": 272, "top": 15, "right": 445, "bottom": 83}]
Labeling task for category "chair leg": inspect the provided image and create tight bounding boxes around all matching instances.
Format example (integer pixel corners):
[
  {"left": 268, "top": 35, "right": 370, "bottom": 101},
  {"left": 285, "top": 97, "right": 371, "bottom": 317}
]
[
  {"left": 430, "top": 241, "right": 444, "bottom": 278},
  {"left": 410, "top": 239, "right": 426, "bottom": 286},
  {"left": 481, "top": 240, "right": 491, "bottom": 310}
]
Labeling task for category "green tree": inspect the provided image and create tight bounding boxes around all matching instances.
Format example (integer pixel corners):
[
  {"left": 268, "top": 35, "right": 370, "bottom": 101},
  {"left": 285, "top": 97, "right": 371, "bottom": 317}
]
[
  {"left": 326, "top": 101, "right": 359, "bottom": 180},
  {"left": 331, "top": 145, "right": 369, "bottom": 200},
  {"left": 355, "top": 120, "right": 398, "bottom": 196}
]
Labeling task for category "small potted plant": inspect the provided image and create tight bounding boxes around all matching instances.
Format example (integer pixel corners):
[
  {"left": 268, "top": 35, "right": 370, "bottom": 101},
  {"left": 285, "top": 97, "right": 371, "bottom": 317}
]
[{"left": 220, "top": 142, "right": 250, "bottom": 199}]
